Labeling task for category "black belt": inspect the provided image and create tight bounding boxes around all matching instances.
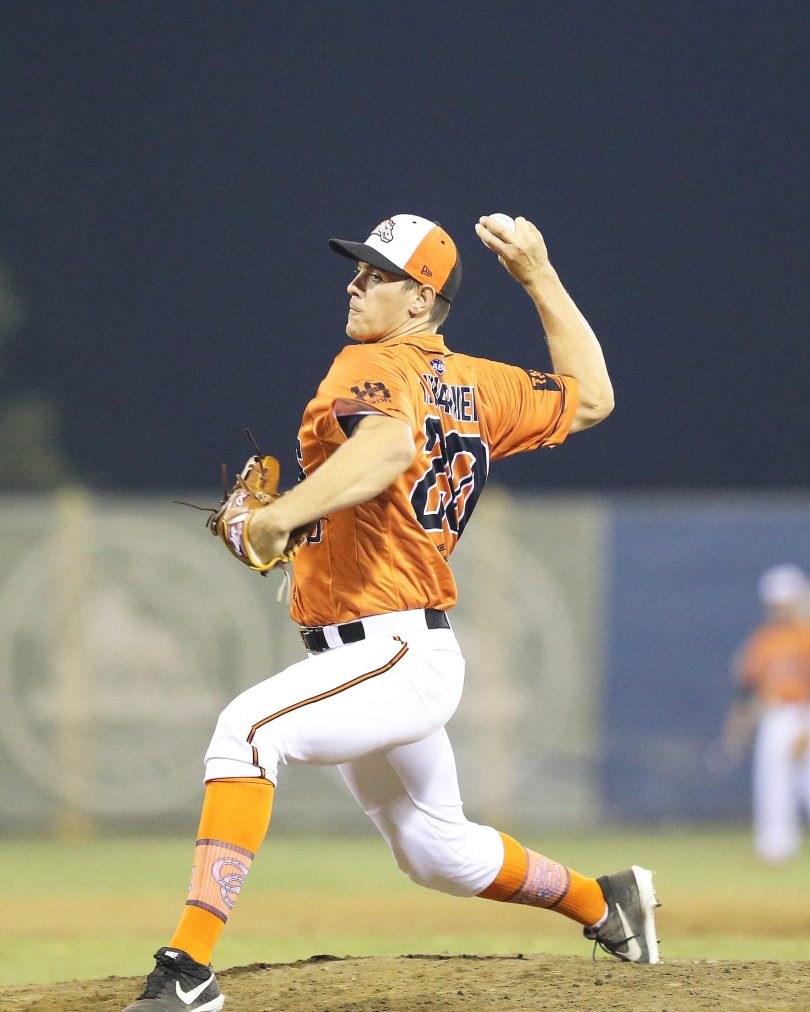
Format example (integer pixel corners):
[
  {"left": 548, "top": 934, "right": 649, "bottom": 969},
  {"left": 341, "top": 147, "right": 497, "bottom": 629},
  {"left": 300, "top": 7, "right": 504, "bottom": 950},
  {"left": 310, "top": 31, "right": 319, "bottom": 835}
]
[{"left": 300, "top": 609, "right": 450, "bottom": 653}]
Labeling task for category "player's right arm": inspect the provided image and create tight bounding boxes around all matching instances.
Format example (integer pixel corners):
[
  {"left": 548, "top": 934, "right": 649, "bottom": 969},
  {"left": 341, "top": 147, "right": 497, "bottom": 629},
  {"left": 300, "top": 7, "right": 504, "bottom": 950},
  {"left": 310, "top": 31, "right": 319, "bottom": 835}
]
[{"left": 475, "top": 215, "right": 614, "bottom": 432}]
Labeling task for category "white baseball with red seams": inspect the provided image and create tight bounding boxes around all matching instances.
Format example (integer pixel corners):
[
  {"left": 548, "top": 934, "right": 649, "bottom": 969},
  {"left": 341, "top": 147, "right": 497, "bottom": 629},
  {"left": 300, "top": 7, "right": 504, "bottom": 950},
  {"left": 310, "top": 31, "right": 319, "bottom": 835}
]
[{"left": 488, "top": 213, "right": 516, "bottom": 231}]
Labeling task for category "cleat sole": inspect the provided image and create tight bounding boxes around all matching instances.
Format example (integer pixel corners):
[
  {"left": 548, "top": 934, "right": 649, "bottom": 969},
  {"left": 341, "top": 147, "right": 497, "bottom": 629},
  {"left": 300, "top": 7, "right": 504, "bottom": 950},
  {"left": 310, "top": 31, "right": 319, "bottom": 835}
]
[{"left": 631, "top": 865, "right": 660, "bottom": 964}]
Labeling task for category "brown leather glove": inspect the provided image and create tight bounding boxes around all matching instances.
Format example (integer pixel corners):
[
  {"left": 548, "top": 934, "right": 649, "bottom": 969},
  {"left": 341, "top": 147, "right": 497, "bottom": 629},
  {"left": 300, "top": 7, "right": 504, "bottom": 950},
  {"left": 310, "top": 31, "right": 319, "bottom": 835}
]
[{"left": 208, "top": 454, "right": 310, "bottom": 572}]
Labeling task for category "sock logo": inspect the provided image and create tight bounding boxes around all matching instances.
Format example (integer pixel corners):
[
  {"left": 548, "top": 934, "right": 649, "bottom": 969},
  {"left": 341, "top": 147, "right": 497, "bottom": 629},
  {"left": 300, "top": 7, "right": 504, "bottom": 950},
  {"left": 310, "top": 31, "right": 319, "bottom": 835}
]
[
  {"left": 212, "top": 857, "right": 249, "bottom": 910},
  {"left": 516, "top": 851, "right": 571, "bottom": 908}
]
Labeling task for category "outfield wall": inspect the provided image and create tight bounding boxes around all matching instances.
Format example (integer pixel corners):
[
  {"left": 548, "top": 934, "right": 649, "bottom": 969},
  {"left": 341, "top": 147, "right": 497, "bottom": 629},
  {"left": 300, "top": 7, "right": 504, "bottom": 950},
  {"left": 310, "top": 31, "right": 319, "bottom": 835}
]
[{"left": 0, "top": 489, "right": 807, "bottom": 834}]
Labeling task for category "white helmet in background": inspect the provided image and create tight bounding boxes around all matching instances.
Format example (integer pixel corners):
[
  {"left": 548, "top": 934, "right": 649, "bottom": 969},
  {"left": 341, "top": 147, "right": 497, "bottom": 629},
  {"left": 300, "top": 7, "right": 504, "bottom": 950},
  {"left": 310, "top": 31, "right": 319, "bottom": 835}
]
[{"left": 758, "top": 564, "right": 808, "bottom": 607}]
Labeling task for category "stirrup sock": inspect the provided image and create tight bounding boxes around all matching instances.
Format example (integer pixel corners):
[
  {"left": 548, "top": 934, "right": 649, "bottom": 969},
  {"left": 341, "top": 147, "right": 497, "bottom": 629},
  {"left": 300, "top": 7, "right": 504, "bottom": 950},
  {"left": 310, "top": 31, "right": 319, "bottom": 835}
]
[
  {"left": 170, "top": 777, "right": 274, "bottom": 965},
  {"left": 477, "top": 832, "right": 607, "bottom": 926}
]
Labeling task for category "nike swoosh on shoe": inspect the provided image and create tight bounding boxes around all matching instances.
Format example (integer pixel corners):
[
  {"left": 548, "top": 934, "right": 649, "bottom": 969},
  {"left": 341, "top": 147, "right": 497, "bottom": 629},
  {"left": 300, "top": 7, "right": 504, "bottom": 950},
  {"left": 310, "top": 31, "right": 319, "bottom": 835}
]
[
  {"left": 615, "top": 903, "right": 643, "bottom": 962},
  {"left": 176, "top": 974, "right": 215, "bottom": 1005}
]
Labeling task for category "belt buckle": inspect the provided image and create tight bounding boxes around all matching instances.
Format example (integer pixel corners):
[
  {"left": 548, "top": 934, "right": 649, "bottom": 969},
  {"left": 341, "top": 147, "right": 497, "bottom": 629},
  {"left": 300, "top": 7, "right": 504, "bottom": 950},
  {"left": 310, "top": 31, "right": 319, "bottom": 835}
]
[{"left": 300, "top": 626, "right": 323, "bottom": 651}]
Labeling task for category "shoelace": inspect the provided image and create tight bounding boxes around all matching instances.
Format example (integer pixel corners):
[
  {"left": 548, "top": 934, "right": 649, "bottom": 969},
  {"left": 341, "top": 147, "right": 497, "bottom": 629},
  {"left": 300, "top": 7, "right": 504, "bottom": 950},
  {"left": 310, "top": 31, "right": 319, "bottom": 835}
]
[
  {"left": 139, "top": 953, "right": 206, "bottom": 999},
  {"left": 590, "top": 929, "right": 639, "bottom": 961},
  {"left": 139, "top": 959, "right": 175, "bottom": 999}
]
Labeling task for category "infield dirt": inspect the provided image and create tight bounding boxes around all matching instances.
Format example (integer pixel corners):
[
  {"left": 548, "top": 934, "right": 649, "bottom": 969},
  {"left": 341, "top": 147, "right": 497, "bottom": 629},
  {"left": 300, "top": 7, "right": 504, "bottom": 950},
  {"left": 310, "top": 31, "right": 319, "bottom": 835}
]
[{"left": 2, "top": 953, "right": 810, "bottom": 1011}]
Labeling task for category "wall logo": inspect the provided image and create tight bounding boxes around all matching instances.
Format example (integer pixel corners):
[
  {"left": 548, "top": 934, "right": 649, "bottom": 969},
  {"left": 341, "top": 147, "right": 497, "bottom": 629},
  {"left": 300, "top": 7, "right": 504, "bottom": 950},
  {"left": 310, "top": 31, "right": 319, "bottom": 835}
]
[{"left": 0, "top": 498, "right": 276, "bottom": 821}]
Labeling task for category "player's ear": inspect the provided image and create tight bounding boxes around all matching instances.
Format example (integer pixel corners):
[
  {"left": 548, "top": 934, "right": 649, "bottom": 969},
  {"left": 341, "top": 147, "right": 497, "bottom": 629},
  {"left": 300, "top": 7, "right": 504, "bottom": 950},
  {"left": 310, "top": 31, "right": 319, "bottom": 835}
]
[{"left": 411, "top": 285, "right": 437, "bottom": 317}]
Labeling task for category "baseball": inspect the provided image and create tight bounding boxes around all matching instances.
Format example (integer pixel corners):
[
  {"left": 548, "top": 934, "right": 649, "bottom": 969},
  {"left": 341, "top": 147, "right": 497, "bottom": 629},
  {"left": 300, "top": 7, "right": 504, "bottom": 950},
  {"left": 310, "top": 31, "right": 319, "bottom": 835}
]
[{"left": 488, "top": 213, "right": 516, "bottom": 232}]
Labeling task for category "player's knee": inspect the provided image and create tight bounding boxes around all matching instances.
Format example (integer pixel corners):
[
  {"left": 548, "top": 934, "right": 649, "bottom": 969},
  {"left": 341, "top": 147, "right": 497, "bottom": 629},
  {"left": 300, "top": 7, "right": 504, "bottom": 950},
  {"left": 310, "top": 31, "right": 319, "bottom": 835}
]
[
  {"left": 379, "top": 807, "right": 498, "bottom": 897},
  {"left": 204, "top": 697, "right": 282, "bottom": 783},
  {"left": 207, "top": 697, "right": 245, "bottom": 752},
  {"left": 391, "top": 837, "right": 485, "bottom": 896},
  {"left": 394, "top": 850, "right": 467, "bottom": 894}
]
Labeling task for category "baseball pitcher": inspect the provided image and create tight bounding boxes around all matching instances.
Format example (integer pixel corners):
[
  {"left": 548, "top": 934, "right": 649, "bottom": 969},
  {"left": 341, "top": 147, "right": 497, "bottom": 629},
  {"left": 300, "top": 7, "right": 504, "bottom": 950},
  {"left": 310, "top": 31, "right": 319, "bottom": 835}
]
[{"left": 124, "top": 213, "right": 660, "bottom": 1011}]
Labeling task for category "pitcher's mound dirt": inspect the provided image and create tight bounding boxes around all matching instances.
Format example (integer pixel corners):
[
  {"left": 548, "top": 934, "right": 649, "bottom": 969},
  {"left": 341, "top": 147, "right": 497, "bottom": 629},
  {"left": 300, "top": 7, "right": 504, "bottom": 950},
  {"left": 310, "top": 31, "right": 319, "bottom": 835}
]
[{"left": 2, "top": 952, "right": 809, "bottom": 1011}]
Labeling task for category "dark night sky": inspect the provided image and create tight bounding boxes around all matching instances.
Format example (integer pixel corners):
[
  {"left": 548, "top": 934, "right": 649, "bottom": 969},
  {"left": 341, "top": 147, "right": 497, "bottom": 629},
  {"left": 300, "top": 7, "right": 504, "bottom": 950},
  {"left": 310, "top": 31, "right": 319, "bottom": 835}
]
[{"left": 2, "top": 0, "right": 808, "bottom": 491}]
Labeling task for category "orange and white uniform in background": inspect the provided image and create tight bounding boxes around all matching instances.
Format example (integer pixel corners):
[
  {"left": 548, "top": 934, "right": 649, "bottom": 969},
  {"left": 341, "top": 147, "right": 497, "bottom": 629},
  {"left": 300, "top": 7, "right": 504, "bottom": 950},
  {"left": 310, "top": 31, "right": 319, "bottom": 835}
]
[
  {"left": 737, "top": 620, "right": 810, "bottom": 862},
  {"left": 204, "top": 333, "right": 578, "bottom": 899},
  {"left": 739, "top": 622, "right": 810, "bottom": 706},
  {"left": 292, "top": 332, "right": 577, "bottom": 626}
]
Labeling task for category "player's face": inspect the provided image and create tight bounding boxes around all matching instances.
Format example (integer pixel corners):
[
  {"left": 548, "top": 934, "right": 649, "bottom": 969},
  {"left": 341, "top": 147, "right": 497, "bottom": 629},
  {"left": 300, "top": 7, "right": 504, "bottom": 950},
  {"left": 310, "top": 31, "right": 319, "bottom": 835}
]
[{"left": 345, "top": 262, "right": 416, "bottom": 343}]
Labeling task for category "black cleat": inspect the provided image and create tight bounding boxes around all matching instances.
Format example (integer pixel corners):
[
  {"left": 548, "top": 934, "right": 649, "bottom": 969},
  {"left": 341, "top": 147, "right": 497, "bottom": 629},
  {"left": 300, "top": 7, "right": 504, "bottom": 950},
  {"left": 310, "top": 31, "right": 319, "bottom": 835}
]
[
  {"left": 583, "top": 865, "right": 660, "bottom": 964},
  {"left": 123, "top": 946, "right": 224, "bottom": 1010}
]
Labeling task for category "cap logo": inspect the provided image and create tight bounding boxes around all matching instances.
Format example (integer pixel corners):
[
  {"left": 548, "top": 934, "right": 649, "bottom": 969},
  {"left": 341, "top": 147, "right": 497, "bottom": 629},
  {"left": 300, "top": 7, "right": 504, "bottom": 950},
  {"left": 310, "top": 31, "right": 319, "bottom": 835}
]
[
  {"left": 372, "top": 219, "right": 395, "bottom": 243},
  {"left": 421, "top": 265, "right": 433, "bottom": 277}
]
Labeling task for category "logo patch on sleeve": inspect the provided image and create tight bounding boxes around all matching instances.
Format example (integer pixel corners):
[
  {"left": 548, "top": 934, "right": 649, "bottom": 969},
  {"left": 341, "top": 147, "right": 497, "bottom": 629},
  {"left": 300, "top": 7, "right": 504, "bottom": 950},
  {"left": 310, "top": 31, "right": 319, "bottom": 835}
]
[
  {"left": 350, "top": 381, "right": 392, "bottom": 404},
  {"left": 525, "top": 369, "right": 561, "bottom": 392}
]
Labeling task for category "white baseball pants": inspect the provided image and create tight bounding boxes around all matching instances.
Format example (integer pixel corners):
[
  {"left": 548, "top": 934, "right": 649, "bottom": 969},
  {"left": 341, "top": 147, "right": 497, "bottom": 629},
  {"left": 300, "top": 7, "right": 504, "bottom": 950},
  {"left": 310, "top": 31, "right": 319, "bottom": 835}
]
[
  {"left": 204, "top": 610, "right": 504, "bottom": 896},
  {"left": 752, "top": 703, "right": 810, "bottom": 863}
]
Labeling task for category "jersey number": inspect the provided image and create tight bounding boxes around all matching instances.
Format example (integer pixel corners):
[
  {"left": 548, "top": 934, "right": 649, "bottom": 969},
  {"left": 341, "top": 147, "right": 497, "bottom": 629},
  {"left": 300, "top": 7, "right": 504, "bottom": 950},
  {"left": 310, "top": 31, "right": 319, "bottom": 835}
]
[{"left": 410, "top": 417, "right": 488, "bottom": 538}]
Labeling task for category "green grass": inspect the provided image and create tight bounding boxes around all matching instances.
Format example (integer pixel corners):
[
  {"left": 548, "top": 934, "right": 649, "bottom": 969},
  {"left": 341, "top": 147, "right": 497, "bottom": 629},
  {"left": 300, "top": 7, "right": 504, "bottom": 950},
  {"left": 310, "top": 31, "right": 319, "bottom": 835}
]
[
  {"left": 12, "top": 826, "right": 810, "bottom": 897},
  {"left": 3, "top": 828, "right": 810, "bottom": 987}
]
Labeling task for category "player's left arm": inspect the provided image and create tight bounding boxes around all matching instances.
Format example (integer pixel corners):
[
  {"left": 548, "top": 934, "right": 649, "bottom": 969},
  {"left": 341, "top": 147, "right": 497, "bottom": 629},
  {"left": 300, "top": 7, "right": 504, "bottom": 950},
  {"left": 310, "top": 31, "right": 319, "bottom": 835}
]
[
  {"left": 476, "top": 215, "right": 614, "bottom": 432},
  {"left": 248, "top": 413, "right": 415, "bottom": 564}
]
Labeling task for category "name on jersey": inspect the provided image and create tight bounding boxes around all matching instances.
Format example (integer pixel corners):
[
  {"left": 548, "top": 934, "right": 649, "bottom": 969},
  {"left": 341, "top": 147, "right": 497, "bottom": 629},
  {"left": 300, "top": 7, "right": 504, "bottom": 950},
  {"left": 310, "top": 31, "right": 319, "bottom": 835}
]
[{"left": 420, "top": 373, "right": 477, "bottom": 422}]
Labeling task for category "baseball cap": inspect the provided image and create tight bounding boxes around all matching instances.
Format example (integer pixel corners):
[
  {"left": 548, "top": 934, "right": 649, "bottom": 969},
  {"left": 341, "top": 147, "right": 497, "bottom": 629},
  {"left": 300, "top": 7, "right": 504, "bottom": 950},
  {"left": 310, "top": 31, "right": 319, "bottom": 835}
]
[
  {"left": 758, "top": 564, "right": 808, "bottom": 606},
  {"left": 329, "top": 214, "right": 462, "bottom": 302}
]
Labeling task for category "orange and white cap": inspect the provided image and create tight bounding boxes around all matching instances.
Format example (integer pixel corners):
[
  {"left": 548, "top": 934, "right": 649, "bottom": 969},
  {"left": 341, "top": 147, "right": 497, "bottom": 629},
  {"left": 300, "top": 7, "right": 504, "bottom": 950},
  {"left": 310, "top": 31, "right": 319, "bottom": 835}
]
[{"left": 329, "top": 214, "right": 462, "bottom": 302}]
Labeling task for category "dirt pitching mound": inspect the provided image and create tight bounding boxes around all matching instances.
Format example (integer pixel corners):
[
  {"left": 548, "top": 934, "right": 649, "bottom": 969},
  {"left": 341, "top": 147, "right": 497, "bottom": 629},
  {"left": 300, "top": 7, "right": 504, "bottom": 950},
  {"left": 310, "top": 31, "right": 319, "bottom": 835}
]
[{"left": 2, "top": 952, "right": 809, "bottom": 1011}]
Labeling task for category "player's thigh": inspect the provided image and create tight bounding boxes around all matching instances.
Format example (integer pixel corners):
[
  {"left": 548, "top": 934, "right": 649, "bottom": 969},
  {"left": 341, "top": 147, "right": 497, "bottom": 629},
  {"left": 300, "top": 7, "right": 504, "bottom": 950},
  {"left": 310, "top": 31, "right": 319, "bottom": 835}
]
[
  {"left": 222, "top": 631, "right": 464, "bottom": 768},
  {"left": 339, "top": 727, "right": 464, "bottom": 821}
]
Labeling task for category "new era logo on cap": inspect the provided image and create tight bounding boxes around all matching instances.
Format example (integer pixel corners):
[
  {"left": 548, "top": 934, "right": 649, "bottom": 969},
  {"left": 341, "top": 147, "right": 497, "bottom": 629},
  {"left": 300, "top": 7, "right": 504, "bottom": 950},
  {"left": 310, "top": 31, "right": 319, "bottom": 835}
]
[{"left": 329, "top": 214, "right": 462, "bottom": 302}]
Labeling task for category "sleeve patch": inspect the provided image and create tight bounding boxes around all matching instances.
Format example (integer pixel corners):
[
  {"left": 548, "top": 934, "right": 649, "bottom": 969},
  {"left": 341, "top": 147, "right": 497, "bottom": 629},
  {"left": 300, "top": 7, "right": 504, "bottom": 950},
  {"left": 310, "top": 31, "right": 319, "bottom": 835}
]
[
  {"left": 525, "top": 369, "right": 562, "bottom": 393},
  {"left": 350, "top": 381, "right": 393, "bottom": 404}
]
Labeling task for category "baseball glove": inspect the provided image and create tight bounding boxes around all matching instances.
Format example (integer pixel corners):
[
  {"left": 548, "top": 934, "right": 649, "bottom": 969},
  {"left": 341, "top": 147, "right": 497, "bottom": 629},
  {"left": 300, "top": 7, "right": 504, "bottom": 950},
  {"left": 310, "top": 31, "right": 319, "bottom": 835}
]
[{"left": 177, "top": 439, "right": 310, "bottom": 574}]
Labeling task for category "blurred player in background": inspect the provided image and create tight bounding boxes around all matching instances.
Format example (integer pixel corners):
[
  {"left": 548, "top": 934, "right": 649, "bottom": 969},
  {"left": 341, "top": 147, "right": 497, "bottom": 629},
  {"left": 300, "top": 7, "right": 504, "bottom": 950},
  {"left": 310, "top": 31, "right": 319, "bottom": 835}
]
[
  {"left": 722, "top": 564, "right": 810, "bottom": 863},
  {"left": 124, "top": 212, "right": 660, "bottom": 1011}
]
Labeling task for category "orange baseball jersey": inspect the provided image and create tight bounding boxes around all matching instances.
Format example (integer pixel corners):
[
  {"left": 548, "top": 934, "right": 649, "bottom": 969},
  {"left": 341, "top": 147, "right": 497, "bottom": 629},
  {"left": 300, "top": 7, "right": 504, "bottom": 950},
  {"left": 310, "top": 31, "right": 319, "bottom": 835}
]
[
  {"left": 738, "top": 621, "right": 810, "bottom": 704},
  {"left": 290, "top": 332, "right": 579, "bottom": 627}
]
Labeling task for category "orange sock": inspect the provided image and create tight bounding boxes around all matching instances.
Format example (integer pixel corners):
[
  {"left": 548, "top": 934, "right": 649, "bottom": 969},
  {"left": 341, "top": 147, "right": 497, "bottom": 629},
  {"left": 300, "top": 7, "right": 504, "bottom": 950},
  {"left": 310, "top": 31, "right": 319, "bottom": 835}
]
[
  {"left": 170, "top": 777, "right": 274, "bottom": 966},
  {"left": 478, "top": 833, "right": 607, "bottom": 927}
]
